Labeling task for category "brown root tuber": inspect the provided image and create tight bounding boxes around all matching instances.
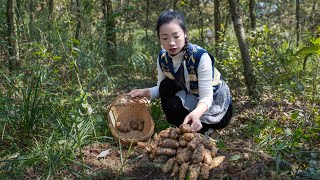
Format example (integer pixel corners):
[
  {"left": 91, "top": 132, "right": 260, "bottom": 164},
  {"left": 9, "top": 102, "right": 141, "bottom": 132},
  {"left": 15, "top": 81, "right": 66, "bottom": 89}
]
[
  {"left": 156, "top": 147, "right": 177, "bottom": 156},
  {"left": 178, "top": 163, "right": 189, "bottom": 180},
  {"left": 116, "top": 122, "right": 130, "bottom": 133},
  {"left": 160, "top": 139, "right": 180, "bottom": 149},
  {"left": 137, "top": 119, "right": 144, "bottom": 131},
  {"left": 200, "top": 163, "right": 210, "bottom": 179},
  {"left": 203, "top": 149, "right": 213, "bottom": 165},
  {"left": 179, "top": 136, "right": 188, "bottom": 147},
  {"left": 210, "top": 156, "right": 225, "bottom": 170},
  {"left": 182, "top": 133, "right": 195, "bottom": 141},
  {"left": 176, "top": 148, "right": 192, "bottom": 164},
  {"left": 189, "top": 163, "right": 201, "bottom": 180},
  {"left": 169, "top": 128, "right": 179, "bottom": 140},
  {"left": 179, "top": 124, "right": 192, "bottom": 133},
  {"left": 210, "top": 146, "right": 218, "bottom": 157},
  {"left": 171, "top": 163, "right": 180, "bottom": 177},
  {"left": 191, "top": 144, "right": 205, "bottom": 164},
  {"left": 187, "top": 136, "right": 200, "bottom": 151},
  {"left": 162, "top": 157, "right": 176, "bottom": 173},
  {"left": 200, "top": 136, "right": 215, "bottom": 149}
]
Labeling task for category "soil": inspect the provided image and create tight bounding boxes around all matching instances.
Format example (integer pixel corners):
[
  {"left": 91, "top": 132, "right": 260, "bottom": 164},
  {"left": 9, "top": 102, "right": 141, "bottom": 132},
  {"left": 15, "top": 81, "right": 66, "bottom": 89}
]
[{"left": 75, "top": 96, "right": 314, "bottom": 180}]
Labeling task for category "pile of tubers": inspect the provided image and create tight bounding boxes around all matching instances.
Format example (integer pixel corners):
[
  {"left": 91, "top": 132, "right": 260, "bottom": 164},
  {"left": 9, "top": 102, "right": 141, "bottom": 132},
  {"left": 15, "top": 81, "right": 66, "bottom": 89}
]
[{"left": 137, "top": 124, "right": 225, "bottom": 180}]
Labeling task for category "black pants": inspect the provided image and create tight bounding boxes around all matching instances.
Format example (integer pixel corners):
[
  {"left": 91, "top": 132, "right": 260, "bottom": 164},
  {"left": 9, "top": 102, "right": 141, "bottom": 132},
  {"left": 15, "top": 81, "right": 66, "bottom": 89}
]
[{"left": 159, "top": 78, "right": 232, "bottom": 132}]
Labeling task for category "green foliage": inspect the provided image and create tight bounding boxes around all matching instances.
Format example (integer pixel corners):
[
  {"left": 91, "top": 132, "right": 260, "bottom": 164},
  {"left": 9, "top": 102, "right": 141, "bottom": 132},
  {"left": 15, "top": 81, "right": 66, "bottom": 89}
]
[{"left": 1, "top": 0, "right": 320, "bottom": 179}]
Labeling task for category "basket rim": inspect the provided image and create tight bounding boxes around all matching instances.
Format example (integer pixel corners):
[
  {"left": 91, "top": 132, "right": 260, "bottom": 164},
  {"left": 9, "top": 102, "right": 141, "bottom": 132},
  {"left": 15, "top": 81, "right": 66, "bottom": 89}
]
[{"left": 106, "top": 94, "right": 154, "bottom": 146}]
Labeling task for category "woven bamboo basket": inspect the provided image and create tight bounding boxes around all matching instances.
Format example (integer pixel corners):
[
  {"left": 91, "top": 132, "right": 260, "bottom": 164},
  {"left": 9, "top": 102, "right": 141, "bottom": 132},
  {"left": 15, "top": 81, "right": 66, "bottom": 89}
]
[{"left": 106, "top": 95, "right": 154, "bottom": 147}]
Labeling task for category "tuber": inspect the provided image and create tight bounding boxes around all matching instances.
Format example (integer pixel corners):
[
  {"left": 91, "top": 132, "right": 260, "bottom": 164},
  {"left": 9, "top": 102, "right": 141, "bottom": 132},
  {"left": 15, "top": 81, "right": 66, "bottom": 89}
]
[
  {"left": 200, "top": 136, "right": 215, "bottom": 149},
  {"left": 129, "top": 121, "right": 138, "bottom": 130},
  {"left": 189, "top": 164, "right": 201, "bottom": 180},
  {"left": 156, "top": 147, "right": 177, "bottom": 156},
  {"left": 169, "top": 128, "right": 179, "bottom": 140},
  {"left": 191, "top": 144, "right": 205, "bottom": 164},
  {"left": 176, "top": 148, "right": 192, "bottom": 164},
  {"left": 171, "top": 163, "right": 180, "bottom": 177},
  {"left": 116, "top": 122, "right": 130, "bottom": 133},
  {"left": 179, "top": 124, "right": 192, "bottom": 133},
  {"left": 203, "top": 149, "right": 213, "bottom": 165},
  {"left": 187, "top": 136, "right": 200, "bottom": 151},
  {"left": 200, "top": 163, "right": 210, "bottom": 179},
  {"left": 162, "top": 157, "right": 176, "bottom": 173},
  {"left": 182, "top": 133, "right": 195, "bottom": 141},
  {"left": 178, "top": 163, "right": 189, "bottom": 180},
  {"left": 160, "top": 139, "right": 180, "bottom": 148},
  {"left": 179, "top": 136, "right": 188, "bottom": 147},
  {"left": 210, "top": 156, "right": 225, "bottom": 170}
]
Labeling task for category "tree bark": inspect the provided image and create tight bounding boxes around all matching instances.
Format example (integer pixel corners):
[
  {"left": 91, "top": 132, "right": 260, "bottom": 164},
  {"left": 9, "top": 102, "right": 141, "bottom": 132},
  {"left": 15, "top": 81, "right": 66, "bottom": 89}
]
[
  {"left": 249, "top": 0, "right": 256, "bottom": 30},
  {"left": 49, "top": 0, "right": 54, "bottom": 15},
  {"left": 29, "top": 0, "right": 35, "bottom": 40},
  {"left": 75, "top": 0, "right": 81, "bottom": 45},
  {"left": 197, "top": 0, "right": 204, "bottom": 45},
  {"left": 214, "top": 0, "right": 221, "bottom": 57},
  {"left": 7, "top": 0, "right": 19, "bottom": 71},
  {"left": 295, "top": 0, "right": 300, "bottom": 47},
  {"left": 228, "top": 0, "right": 258, "bottom": 99},
  {"left": 102, "top": 0, "right": 117, "bottom": 48},
  {"left": 145, "top": 0, "right": 149, "bottom": 48}
]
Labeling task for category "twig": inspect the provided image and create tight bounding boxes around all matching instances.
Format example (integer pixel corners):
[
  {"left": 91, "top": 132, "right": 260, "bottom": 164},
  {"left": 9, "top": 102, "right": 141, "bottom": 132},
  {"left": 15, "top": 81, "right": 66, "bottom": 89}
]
[{"left": 234, "top": 147, "right": 297, "bottom": 170}]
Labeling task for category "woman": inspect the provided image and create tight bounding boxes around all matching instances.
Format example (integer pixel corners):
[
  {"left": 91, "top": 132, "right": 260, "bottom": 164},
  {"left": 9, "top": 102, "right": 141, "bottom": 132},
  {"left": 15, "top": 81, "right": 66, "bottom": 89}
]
[{"left": 128, "top": 10, "right": 232, "bottom": 134}]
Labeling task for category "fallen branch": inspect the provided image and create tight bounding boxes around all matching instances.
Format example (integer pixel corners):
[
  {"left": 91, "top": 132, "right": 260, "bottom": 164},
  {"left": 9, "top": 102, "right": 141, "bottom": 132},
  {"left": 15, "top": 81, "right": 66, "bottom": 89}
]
[{"left": 240, "top": 147, "right": 297, "bottom": 170}]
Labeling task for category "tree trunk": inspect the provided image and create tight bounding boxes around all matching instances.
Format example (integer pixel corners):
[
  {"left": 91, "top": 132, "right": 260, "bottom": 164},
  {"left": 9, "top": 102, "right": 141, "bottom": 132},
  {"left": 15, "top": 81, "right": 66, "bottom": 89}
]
[
  {"left": 75, "top": 0, "right": 81, "bottom": 45},
  {"left": 7, "top": 0, "right": 19, "bottom": 71},
  {"left": 173, "top": 0, "right": 178, "bottom": 10},
  {"left": 214, "top": 0, "right": 221, "bottom": 57},
  {"left": 228, "top": 0, "right": 258, "bottom": 99},
  {"left": 296, "top": 0, "right": 300, "bottom": 47},
  {"left": 249, "top": 0, "right": 256, "bottom": 30},
  {"left": 145, "top": 0, "right": 149, "bottom": 48},
  {"left": 102, "top": 0, "right": 116, "bottom": 48},
  {"left": 198, "top": 0, "right": 204, "bottom": 45},
  {"left": 29, "top": 0, "right": 35, "bottom": 40},
  {"left": 49, "top": 0, "right": 54, "bottom": 15}
]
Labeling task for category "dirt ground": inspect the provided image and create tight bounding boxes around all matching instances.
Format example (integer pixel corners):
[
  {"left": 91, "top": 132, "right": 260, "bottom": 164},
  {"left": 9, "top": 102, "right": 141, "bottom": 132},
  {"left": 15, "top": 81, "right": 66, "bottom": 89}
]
[{"left": 77, "top": 97, "right": 314, "bottom": 180}]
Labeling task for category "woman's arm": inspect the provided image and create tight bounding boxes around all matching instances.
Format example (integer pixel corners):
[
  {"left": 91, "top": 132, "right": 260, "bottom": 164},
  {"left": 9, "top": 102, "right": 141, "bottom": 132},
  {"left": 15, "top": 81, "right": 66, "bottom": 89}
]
[
  {"left": 183, "top": 53, "right": 213, "bottom": 132},
  {"left": 128, "top": 57, "right": 165, "bottom": 100}
]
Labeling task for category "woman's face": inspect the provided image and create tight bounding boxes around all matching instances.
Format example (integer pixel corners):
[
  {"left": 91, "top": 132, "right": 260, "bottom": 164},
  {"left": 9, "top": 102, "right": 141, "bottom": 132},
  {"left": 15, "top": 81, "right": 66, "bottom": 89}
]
[{"left": 159, "top": 21, "right": 186, "bottom": 56}]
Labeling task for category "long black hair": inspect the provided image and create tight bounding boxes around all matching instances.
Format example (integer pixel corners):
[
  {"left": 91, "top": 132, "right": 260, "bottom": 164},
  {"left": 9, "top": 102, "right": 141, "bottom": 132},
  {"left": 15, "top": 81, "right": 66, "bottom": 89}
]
[
  {"left": 155, "top": 10, "right": 187, "bottom": 39},
  {"left": 156, "top": 10, "right": 190, "bottom": 87}
]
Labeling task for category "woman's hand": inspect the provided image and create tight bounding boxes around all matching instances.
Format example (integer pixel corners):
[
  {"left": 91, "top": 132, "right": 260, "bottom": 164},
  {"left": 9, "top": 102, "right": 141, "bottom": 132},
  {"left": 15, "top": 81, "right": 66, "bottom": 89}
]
[
  {"left": 128, "top": 88, "right": 151, "bottom": 99},
  {"left": 182, "top": 102, "right": 208, "bottom": 132},
  {"left": 183, "top": 112, "right": 202, "bottom": 132}
]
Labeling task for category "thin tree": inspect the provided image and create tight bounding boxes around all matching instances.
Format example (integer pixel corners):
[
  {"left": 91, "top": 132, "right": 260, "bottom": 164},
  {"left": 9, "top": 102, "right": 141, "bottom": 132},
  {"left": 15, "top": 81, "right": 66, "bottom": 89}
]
[
  {"left": 75, "top": 0, "right": 81, "bottom": 45},
  {"left": 197, "top": 0, "right": 204, "bottom": 45},
  {"left": 249, "top": 0, "right": 256, "bottom": 30},
  {"left": 214, "top": 0, "right": 221, "bottom": 57},
  {"left": 49, "top": 0, "right": 54, "bottom": 15},
  {"left": 173, "top": 0, "right": 178, "bottom": 10},
  {"left": 228, "top": 0, "right": 258, "bottom": 99},
  {"left": 29, "top": 0, "right": 34, "bottom": 40},
  {"left": 296, "top": 0, "right": 300, "bottom": 47},
  {"left": 102, "top": 0, "right": 116, "bottom": 48},
  {"left": 7, "top": 0, "right": 19, "bottom": 71},
  {"left": 145, "top": 0, "right": 149, "bottom": 48}
]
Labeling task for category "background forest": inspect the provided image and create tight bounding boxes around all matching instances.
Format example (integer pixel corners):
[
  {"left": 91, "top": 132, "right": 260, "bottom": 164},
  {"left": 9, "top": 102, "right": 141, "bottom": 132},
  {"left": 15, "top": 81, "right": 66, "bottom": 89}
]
[{"left": 0, "top": 0, "right": 319, "bottom": 179}]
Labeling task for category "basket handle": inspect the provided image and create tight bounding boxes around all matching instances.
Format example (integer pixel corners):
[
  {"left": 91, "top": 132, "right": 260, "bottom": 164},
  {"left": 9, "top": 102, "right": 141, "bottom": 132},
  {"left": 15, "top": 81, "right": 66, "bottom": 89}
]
[
  {"left": 106, "top": 94, "right": 151, "bottom": 111},
  {"left": 126, "top": 95, "right": 151, "bottom": 106}
]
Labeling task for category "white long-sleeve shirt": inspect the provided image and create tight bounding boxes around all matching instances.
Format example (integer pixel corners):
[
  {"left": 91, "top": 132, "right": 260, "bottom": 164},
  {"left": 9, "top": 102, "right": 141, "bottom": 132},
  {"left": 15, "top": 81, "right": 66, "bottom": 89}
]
[{"left": 149, "top": 51, "right": 213, "bottom": 109}]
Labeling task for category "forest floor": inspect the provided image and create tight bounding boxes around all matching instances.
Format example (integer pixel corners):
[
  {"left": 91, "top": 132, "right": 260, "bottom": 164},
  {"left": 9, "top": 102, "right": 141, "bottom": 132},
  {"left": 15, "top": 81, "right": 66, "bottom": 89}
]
[{"left": 72, "top": 95, "right": 307, "bottom": 180}]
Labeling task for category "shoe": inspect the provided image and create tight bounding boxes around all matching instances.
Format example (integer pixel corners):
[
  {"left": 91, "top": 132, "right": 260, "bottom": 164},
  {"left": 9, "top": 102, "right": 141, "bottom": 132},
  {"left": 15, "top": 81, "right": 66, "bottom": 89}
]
[
  {"left": 204, "top": 128, "right": 220, "bottom": 139},
  {"left": 204, "top": 128, "right": 214, "bottom": 137}
]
